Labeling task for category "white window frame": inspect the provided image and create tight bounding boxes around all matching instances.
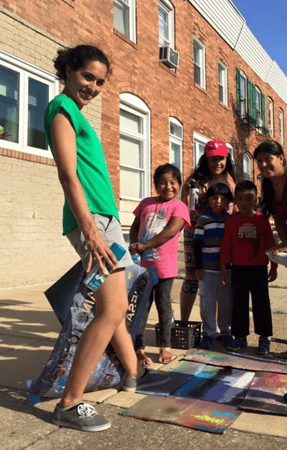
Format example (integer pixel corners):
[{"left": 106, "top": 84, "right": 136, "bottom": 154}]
[
  {"left": 255, "top": 86, "right": 262, "bottom": 127},
  {"left": 279, "top": 108, "right": 284, "bottom": 144},
  {"left": 239, "top": 70, "right": 247, "bottom": 118},
  {"left": 169, "top": 117, "right": 183, "bottom": 172},
  {"left": 242, "top": 152, "right": 253, "bottom": 181},
  {"left": 218, "top": 60, "right": 228, "bottom": 105},
  {"left": 158, "top": 0, "right": 175, "bottom": 49},
  {"left": 193, "top": 37, "right": 206, "bottom": 89},
  {"left": 119, "top": 93, "right": 150, "bottom": 201},
  {"left": 0, "top": 51, "right": 58, "bottom": 158},
  {"left": 193, "top": 131, "right": 233, "bottom": 168},
  {"left": 113, "top": 0, "right": 136, "bottom": 43},
  {"left": 268, "top": 98, "right": 274, "bottom": 137}
]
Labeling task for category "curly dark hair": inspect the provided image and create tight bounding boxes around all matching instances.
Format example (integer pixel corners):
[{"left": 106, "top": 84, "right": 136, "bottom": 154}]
[
  {"left": 254, "top": 140, "right": 286, "bottom": 217},
  {"left": 53, "top": 45, "right": 111, "bottom": 83},
  {"left": 193, "top": 153, "right": 236, "bottom": 187}
]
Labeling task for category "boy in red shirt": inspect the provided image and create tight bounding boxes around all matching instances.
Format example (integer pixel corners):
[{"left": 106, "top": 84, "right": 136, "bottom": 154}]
[{"left": 220, "top": 180, "right": 277, "bottom": 354}]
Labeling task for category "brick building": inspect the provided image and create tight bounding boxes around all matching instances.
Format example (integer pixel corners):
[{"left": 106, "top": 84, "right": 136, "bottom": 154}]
[{"left": 0, "top": 0, "right": 286, "bottom": 288}]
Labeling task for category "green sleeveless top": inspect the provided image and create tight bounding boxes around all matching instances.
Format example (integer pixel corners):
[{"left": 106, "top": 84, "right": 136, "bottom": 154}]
[{"left": 44, "top": 94, "right": 119, "bottom": 235}]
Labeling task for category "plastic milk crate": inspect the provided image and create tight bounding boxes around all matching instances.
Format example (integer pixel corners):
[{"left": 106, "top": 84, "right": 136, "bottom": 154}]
[{"left": 155, "top": 320, "right": 202, "bottom": 349}]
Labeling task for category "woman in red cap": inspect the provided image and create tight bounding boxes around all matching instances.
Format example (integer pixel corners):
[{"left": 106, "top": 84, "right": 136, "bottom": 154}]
[{"left": 180, "top": 140, "right": 236, "bottom": 321}]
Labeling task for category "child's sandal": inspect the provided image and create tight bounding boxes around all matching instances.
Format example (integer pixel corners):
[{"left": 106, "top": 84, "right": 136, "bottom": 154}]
[
  {"left": 136, "top": 349, "right": 152, "bottom": 366},
  {"left": 158, "top": 348, "right": 173, "bottom": 364}
]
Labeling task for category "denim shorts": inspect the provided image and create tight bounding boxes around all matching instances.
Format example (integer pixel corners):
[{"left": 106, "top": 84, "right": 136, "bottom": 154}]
[{"left": 66, "top": 214, "right": 133, "bottom": 271}]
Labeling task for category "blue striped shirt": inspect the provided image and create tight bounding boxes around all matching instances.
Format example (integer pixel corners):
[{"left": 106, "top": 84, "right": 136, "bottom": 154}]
[{"left": 193, "top": 209, "right": 229, "bottom": 272}]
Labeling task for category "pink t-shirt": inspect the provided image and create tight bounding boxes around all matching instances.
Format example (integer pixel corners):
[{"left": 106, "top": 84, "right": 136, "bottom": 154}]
[{"left": 134, "top": 197, "right": 191, "bottom": 278}]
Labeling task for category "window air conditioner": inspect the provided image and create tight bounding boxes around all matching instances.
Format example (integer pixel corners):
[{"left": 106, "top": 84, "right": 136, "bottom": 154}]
[
  {"left": 256, "top": 117, "right": 263, "bottom": 128},
  {"left": 159, "top": 46, "right": 179, "bottom": 69}
]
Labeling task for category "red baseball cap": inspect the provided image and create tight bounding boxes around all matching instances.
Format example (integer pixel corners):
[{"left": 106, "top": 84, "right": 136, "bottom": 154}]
[{"left": 204, "top": 140, "right": 228, "bottom": 158}]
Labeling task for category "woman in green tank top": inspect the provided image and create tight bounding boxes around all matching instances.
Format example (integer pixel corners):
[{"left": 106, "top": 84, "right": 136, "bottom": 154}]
[{"left": 44, "top": 45, "right": 168, "bottom": 432}]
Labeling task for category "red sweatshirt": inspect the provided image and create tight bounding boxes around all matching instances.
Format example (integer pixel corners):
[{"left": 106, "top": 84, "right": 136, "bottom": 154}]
[{"left": 220, "top": 212, "right": 277, "bottom": 267}]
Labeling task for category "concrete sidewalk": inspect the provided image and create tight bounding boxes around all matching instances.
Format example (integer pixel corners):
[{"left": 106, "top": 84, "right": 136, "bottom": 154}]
[{"left": 1, "top": 265, "right": 287, "bottom": 449}]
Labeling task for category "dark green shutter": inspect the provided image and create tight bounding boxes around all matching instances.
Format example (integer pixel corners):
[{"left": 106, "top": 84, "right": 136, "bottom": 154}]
[
  {"left": 261, "top": 93, "right": 266, "bottom": 133},
  {"left": 236, "top": 68, "right": 241, "bottom": 116},
  {"left": 252, "top": 84, "right": 257, "bottom": 127},
  {"left": 247, "top": 79, "right": 252, "bottom": 123}
]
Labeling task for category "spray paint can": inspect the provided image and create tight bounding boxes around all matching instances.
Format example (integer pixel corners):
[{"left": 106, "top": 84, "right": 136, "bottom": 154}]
[
  {"left": 189, "top": 181, "right": 199, "bottom": 211},
  {"left": 131, "top": 252, "right": 141, "bottom": 264},
  {"left": 84, "top": 242, "right": 126, "bottom": 291}
]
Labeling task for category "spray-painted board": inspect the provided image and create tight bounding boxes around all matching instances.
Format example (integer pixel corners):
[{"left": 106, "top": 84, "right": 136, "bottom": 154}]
[
  {"left": 122, "top": 395, "right": 242, "bottom": 434},
  {"left": 171, "top": 364, "right": 254, "bottom": 407},
  {"left": 240, "top": 371, "right": 287, "bottom": 416},
  {"left": 184, "top": 350, "right": 287, "bottom": 374}
]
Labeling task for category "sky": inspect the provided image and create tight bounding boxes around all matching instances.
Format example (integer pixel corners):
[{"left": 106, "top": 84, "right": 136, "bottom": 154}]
[{"left": 233, "top": 0, "right": 287, "bottom": 76}]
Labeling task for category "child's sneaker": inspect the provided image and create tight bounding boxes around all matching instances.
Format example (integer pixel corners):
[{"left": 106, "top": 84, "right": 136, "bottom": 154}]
[
  {"left": 52, "top": 402, "right": 111, "bottom": 432},
  {"left": 121, "top": 368, "right": 170, "bottom": 393},
  {"left": 200, "top": 336, "right": 213, "bottom": 350},
  {"left": 222, "top": 335, "right": 234, "bottom": 348},
  {"left": 228, "top": 336, "right": 247, "bottom": 352},
  {"left": 257, "top": 336, "right": 270, "bottom": 355}
]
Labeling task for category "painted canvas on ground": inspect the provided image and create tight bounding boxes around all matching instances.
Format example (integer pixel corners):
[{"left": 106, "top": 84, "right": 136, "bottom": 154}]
[
  {"left": 135, "top": 360, "right": 206, "bottom": 396},
  {"left": 184, "top": 350, "right": 287, "bottom": 374},
  {"left": 171, "top": 365, "right": 255, "bottom": 407},
  {"left": 240, "top": 372, "right": 287, "bottom": 416},
  {"left": 122, "top": 395, "right": 242, "bottom": 434}
]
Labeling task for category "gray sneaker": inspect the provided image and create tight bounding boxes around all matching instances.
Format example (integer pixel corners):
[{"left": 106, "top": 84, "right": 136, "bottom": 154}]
[
  {"left": 52, "top": 403, "right": 111, "bottom": 432},
  {"left": 121, "top": 368, "right": 170, "bottom": 393}
]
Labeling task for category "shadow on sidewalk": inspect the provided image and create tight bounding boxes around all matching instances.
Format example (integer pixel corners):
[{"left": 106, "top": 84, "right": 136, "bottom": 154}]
[{"left": 0, "top": 386, "right": 53, "bottom": 424}]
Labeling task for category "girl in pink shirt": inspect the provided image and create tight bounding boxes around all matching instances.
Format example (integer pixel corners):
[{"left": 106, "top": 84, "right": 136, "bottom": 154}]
[{"left": 130, "top": 164, "right": 190, "bottom": 365}]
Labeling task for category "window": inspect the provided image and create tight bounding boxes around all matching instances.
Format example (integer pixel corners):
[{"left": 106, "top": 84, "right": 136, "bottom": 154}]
[
  {"left": 254, "top": 86, "right": 262, "bottom": 127},
  {"left": 218, "top": 61, "right": 228, "bottom": 105},
  {"left": 243, "top": 152, "right": 253, "bottom": 181},
  {"left": 251, "top": 86, "right": 266, "bottom": 132},
  {"left": 238, "top": 71, "right": 247, "bottom": 117},
  {"left": 113, "top": 0, "right": 136, "bottom": 42},
  {"left": 0, "top": 51, "right": 58, "bottom": 158},
  {"left": 193, "top": 132, "right": 209, "bottom": 168},
  {"left": 193, "top": 37, "right": 205, "bottom": 89},
  {"left": 158, "top": 0, "right": 174, "bottom": 48},
  {"left": 169, "top": 118, "right": 183, "bottom": 171},
  {"left": 268, "top": 98, "right": 274, "bottom": 137},
  {"left": 279, "top": 108, "right": 284, "bottom": 144},
  {"left": 119, "top": 93, "right": 150, "bottom": 200},
  {"left": 236, "top": 69, "right": 252, "bottom": 121}
]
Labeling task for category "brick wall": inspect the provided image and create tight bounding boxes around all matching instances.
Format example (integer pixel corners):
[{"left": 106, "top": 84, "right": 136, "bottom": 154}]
[
  {"left": 98, "top": 1, "right": 286, "bottom": 213},
  {"left": 0, "top": 8, "right": 103, "bottom": 288},
  {"left": 0, "top": 155, "right": 79, "bottom": 287}
]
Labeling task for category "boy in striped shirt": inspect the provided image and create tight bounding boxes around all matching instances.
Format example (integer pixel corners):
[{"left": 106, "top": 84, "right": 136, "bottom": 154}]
[{"left": 193, "top": 183, "right": 233, "bottom": 350}]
